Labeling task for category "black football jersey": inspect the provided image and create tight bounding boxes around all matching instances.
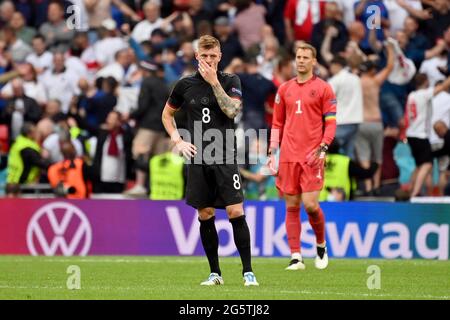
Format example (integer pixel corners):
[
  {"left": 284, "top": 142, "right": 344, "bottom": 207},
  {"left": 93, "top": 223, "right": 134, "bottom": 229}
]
[{"left": 168, "top": 71, "right": 242, "bottom": 164}]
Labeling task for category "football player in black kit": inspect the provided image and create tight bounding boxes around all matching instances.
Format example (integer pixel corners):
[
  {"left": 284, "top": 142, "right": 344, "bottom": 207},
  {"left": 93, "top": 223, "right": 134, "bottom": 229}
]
[{"left": 162, "top": 35, "right": 258, "bottom": 286}]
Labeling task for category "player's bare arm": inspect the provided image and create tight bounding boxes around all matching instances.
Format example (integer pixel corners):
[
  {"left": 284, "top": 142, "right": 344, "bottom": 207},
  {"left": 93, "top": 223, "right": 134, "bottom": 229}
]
[
  {"left": 161, "top": 103, "right": 197, "bottom": 158},
  {"left": 433, "top": 76, "right": 450, "bottom": 96},
  {"left": 198, "top": 59, "right": 242, "bottom": 119}
]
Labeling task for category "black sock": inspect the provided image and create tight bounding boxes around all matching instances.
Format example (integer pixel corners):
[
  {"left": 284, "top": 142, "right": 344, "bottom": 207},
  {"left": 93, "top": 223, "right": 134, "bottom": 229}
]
[
  {"left": 230, "top": 215, "right": 252, "bottom": 274},
  {"left": 199, "top": 216, "right": 221, "bottom": 276}
]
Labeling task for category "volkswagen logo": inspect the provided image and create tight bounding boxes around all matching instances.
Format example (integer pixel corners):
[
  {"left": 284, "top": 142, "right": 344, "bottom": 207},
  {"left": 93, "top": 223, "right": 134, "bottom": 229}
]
[{"left": 26, "top": 202, "right": 92, "bottom": 256}]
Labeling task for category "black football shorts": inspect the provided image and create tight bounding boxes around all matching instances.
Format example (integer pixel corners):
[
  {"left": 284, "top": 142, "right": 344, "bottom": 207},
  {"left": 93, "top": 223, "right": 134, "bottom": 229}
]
[{"left": 185, "top": 164, "right": 244, "bottom": 209}]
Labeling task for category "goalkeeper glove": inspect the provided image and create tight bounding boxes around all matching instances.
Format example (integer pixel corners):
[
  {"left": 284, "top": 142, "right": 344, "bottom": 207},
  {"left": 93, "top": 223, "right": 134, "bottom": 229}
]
[{"left": 305, "top": 143, "right": 328, "bottom": 167}]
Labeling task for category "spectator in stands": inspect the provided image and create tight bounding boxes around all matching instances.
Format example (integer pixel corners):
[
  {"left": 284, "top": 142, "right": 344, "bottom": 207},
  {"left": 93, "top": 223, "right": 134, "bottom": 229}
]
[
  {"left": 10, "top": 11, "right": 36, "bottom": 45},
  {"left": 96, "top": 48, "right": 138, "bottom": 85},
  {"left": 328, "top": 56, "right": 363, "bottom": 159},
  {"left": 311, "top": 1, "right": 348, "bottom": 65},
  {"left": 214, "top": 16, "right": 245, "bottom": 71},
  {"left": 419, "top": 0, "right": 450, "bottom": 47},
  {"left": 0, "top": 78, "right": 42, "bottom": 141},
  {"left": 42, "top": 99, "right": 63, "bottom": 120},
  {"left": 321, "top": 20, "right": 366, "bottom": 70},
  {"left": 1, "top": 63, "right": 47, "bottom": 106},
  {"left": 125, "top": 60, "right": 170, "bottom": 197},
  {"left": 72, "top": 32, "right": 99, "bottom": 81},
  {"left": 25, "top": 35, "right": 53, "bottom": 77},
  {"left": 42, "top": 117, "right": 84, "bottom": 164},
  {"left": 2, "top": 26, "right": 32, "bottom": 64},
  {"left": 84, "top": 77, "right": 118, "bottom": 133},
  {"left": 386, "top": 0, "right": 429, "bottom": 34},
  {"left": 239, "top": 55, "right": 277, "bottom": 132},
  {"left": 233, "top": 0, "right": 267, "bottom": 51},
  {"left": 405, "top": 74, "right": 450, "bottom": 198},
  {"left": 355, "top": 42, "right": 395, "bottom": 195},
  {"left": 39, "top": 1, "right": 75, "bottom": 52},
  {"left": 380, "top": 126, "right": 401, "bottom": 197},
  {"left": 0, "top": 1, "right": 14, "bottom": 28},
  {"left": 91, "top": 111, "right": 132, "bottom": 194},
  {"left": 5, "top": 122, "right": 49, "bottom": 197},
  {"left": 132, "top": 0, "right": 168, "bottom": 44},
  {"left": 167, "top": 11, "right": 194, "bottom": 43},
  {"left": 84, "top": 0, "right": 140, "bottom": 33},
  {"left": 354, "top": 0, "right": 390, "bottom": 54},
  {"left": 428, "top": 82, "right": 450, "bottom": 195},
  {"left": 257, "top": 35, "right": 280, "bottom": 81},
  {"left": 93, "top": 19, "right": 128, "bottom": 67},
  {"left": 284, "top": 0, "right": 326, "bottom": 44},
  {"left": 420, "top": 50, "right": 448, "bottom": 87},
  {"left": 41, "top": 52, "right": 79, "bottom": 114},
  {"left": 188, "top": 0, "right": 212, "bottom": 37}
]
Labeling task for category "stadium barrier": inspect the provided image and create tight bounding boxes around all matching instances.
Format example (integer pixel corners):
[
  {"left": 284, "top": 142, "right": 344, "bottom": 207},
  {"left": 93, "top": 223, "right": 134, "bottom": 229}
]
[{"left": 0, "top": 199, "right": 448, "bottom": 260}]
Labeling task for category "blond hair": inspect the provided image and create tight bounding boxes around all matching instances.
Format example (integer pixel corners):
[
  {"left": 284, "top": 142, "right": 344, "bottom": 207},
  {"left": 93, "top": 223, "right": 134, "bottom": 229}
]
[
  {"left": 197, "top": 35, "right": 221, "bottom": 51},
  {"left": 296, "top": 42, "right": 317, "bottom": 59}
]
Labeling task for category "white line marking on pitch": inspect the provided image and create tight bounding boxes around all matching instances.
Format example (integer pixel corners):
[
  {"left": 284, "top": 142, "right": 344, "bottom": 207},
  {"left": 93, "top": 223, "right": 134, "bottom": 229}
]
[{"left": 0, "top": 285, "right": 447, "bottom": 300}]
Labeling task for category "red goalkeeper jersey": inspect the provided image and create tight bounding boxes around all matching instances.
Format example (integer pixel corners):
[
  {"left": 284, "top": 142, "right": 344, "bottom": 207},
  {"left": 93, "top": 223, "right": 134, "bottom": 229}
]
[{"left": 270, "top": 76, "right": 337, "bottom": 163}]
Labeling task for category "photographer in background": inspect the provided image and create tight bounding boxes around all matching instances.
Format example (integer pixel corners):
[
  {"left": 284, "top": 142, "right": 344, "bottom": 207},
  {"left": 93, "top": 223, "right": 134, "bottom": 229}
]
[{"left": 47, "top": 140, "right": 89, "bottom": 199}]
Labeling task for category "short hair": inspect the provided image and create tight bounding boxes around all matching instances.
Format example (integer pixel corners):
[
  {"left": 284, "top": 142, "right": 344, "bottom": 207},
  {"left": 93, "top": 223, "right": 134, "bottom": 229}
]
[
  {"left": 330, "top": 56, "right": 347, "bottom": 67},
  {"left": 197, "top": 35, "right": 221, "bottom": 51},
  {"left": 32, "top": 34, "right": 46, "bottom": 42},
  {"left": 21, "top": 122, "right": 36, "bottom": 137},
  {"left": 49, "top": 0, "right": 64, "bottom": 10},
  {"left": 296, "top": 43, "right": 317, "bottom": 59},
  {"left": 414, "top": 73, "right": 428, "bottom": 88}
]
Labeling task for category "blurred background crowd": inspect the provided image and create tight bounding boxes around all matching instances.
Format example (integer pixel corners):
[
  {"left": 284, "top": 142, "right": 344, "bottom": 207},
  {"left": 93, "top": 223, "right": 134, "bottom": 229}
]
[{"left": 0, "top": 0, "right": 449, "bottom": 201}]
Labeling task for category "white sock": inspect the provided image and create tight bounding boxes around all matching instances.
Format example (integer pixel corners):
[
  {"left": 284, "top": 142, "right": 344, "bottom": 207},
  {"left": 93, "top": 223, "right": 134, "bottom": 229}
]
[
  {"left": 291, "top": 252, "right": 302, "bottom": 260},
  {"left": 317, "top": 242, "right": 326, "bottom": 248}
]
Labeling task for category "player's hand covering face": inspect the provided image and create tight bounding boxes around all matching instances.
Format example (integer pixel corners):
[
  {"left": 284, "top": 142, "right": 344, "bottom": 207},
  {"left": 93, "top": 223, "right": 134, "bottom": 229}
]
[{"left": 197, "top": 47, "right": 221, "bottom": 84}]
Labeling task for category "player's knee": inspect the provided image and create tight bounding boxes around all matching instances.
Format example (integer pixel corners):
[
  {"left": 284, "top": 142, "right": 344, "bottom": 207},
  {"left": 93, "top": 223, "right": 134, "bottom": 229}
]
[
  {"left": 198, "top": 207, "right": 215, "bottom": 220},
  {"left": 304, "top": 203, "right": 320, "bottom": 215},
  {"left": 226, "top": 207, "right": 244, "bottom": 219}
]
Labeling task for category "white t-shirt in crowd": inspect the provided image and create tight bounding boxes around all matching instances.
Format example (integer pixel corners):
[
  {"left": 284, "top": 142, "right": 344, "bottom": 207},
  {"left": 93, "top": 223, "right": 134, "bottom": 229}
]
[
  {"left": 406, "top": 87, "right": 434, "bottom": 139},
  {"left": 93, "top": 37, "right": 128, "bottom": 67},
  {"left": 131, "top": 18, "right": 166, "bottom": 44},
  {"left": 100, "top": 135, "right": 126, "bottom": 183},
  {"left": 383, "top": 0, "right": 422, "bottom": 34},
  {"left": 43, "top": 133, "right": 84, "bottom": 164},
  {"left": 65, "top": 56, "right": 89, "bottom": 83},
  {"left": 1, "top": 80, "right": 48, "bottom": 105},
  {"left": 328, "top": 68, "right": 364, "bottom": 125},
  {"left": 429, "top": 91, "right": 450, "bottom": 145},
  {"left": 25, "top": 51, "right": 53, "bottom": 74},
  {"left": 419, "top": 56, "right": 447, "bottom": 87},
  {"left": 335, "top": 0, "right": 358, "bottom": 26},
  {"left": 96, "top": 62, "right": 138, "bottom": 85},
  {"left": 41, "top": 69, "right": 79, "bottom": 113}
]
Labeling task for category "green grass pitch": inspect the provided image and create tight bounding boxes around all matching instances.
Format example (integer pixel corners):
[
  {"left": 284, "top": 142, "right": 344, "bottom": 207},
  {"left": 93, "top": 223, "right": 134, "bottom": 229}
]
[{"left": 0, "top": 256, "right": 448, "bottom": 300}]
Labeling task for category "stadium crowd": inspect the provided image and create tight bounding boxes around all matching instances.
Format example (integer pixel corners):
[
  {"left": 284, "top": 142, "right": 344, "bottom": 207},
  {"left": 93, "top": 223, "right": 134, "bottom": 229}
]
[{"left": 0, "top": 0, "right": 449, "bottom": 200}]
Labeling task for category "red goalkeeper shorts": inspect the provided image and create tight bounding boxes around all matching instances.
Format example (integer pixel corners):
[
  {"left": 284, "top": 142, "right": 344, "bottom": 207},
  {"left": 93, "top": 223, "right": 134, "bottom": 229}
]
[{"left": 276, "top": 162, "right": 324, "bottom": 195}]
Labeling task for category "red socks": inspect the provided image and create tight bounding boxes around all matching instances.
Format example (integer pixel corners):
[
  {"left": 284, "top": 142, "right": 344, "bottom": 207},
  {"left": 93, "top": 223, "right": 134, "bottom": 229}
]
[
  {"left": 286, "top": 206, "right": 300, "bottom": 253},
  {"left": 307, "top": 207, "right": 325, "bottom": 245}
]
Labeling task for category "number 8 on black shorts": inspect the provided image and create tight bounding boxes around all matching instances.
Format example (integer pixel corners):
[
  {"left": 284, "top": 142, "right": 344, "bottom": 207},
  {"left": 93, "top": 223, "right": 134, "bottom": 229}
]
[{"left": 185, "top": 164, "right": 244, "bottom": 209}]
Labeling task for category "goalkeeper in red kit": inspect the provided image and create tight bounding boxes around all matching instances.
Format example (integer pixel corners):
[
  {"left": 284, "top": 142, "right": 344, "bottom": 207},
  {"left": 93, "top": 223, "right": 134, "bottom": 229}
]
[{"left": 268, "top": 43, "right": 337, "bottom": 270}]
